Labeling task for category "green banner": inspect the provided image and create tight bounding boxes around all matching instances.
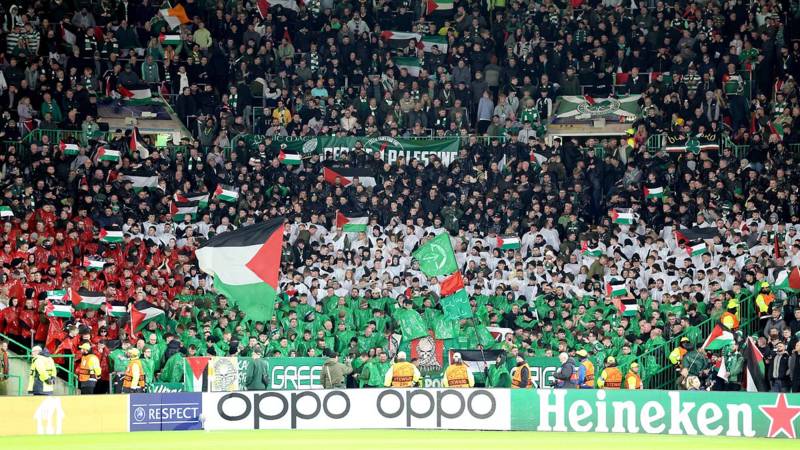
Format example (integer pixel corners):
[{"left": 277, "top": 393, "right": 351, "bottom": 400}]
[
  {"left": 267, "top": 357, "right": 326, "bottom": 390},
  {"left": 244, "top": 136, "right": 462, "bottom": 166},
  {"left": 523, "top": 357, "right": 561, "bottom": 388},
  {"left": 511, "top": 389, "right": 800, "bottom": 438},
  {"left": 147, "top": 382, "right": 185, "bottom": 393}
]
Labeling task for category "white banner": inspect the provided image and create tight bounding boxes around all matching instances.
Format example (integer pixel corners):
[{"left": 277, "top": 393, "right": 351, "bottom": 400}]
[{"left": 203, "top": 388, "right": 510, "bottom": 431}]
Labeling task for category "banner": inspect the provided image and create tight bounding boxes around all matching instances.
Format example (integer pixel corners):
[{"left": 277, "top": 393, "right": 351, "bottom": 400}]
[
  {"left": 204, "top": 388, "right": 511, "bottom": 430},
  {"left": 554, "top": 95, "right": 641, "bottom": 122},
  {"left": 0, "top": 395, "right": 128, "bottom": 436},
  {"left": 524, "top": 357, "right": 560, "bottom": 389},
  {"left": 184, "top": 357, "right": 240, "bottom": 392},
  {"left": 129, "top": 393, "right": 202, "bottom": 432},
  {"left": 511, "top": 390, "right": 800, "bottom": 438},
  {"left": 267, "top": 357, "right": 326, "bottom": 390},
  {"left": 664, "top": 133, "right": 721, "bottom": 153},
  {"left": 243, "top": 136, "right": 462, "bottom": 166}
]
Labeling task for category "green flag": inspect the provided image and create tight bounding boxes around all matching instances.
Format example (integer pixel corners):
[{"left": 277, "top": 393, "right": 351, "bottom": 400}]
[
  {"left": 395, "top": 308, "right": 429, "bottom": 340},
  {"left": 412, "top": 233, "right": 458, "bottom": 277},
  {"left": 433, "top": 314, "right": 459, "bottom": 339},
  {"left": 441, "top": 289, "right": 473, "bottom": 320}
]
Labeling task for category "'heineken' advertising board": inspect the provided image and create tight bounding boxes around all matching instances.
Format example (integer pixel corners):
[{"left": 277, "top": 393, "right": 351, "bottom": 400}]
[{"left": 511, "top": 389, "right": 800, "bottom": 438}]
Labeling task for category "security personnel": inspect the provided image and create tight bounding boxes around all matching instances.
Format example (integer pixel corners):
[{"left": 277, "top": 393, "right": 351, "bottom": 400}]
[
  {"left": 383, "top": 351, "right": 420, "bottom": 387},
  {"left": 122, "top": 348, "right": 146, "bottom": 393},
  {"left": 77, "top": 343, "right": 102, "bottom": 394},
  {"left": 443, "top": 352, "right": 474, "bottom": 388},
  {"left": 625, "top": 362, "right": 643, "bottom": 389},
  {"left": 511, "top": 356, "right": 533, "bottom": 388},
  {"left": 596, "top": 356, "right": 622, "bottom": 389},
  {"left": 669, "top": 337, "right": 691, "bottom": 366},
  {"left": 576, "top": 349, "right": 595, "bottom": 389},
  {"left": 27, "top": 346, "right": 57, "bottom": 395},
  {"left": 755, "top": 282, "right": 775, "bottom": 320},
  {"left": 721, "top": 299, "right": 740, "bottom": 330}
]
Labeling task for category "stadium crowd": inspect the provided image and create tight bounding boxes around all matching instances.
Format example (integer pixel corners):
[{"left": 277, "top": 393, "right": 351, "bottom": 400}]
[{"left": 1, "top": 0, "right": 800, "bottom": 395}]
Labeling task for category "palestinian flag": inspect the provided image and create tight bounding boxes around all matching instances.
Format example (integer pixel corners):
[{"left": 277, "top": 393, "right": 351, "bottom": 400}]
[
  {"left": 119, "top": 169, "right": 158, "bottom": 189},
  {"left": 130, "top": 127, "right": 148, "bottom": 155},
  {"left": 486, "top": 326, "right": 514, "bottom": 342},
  {"left": 46, "top": 290, "right": 68, "bottom": 302},
  {"left": 118, "top": 85, "right": 152, "bottom": 100},
  {"left": 767, "top": 121, "right": 785, "bottom": 140},
  {"left": 214, "top": 184, "right": 239, "bottom": 202},
  {"left": 159, "top": 33, "right": 181, "bottom": 46},
  {"left": 581, "top": 241, "right": 602, "bottom": 257},
  {"left": 775, "top": 267, "right": 800, "bottom": 292},
  {"left": 555, "top": 95, "right": 641, "bottom": 121},
  {"left": 61, "top": 26, "right": 77, "bottom": 46},
  {"left": 195, "top": 218, "right": 285, "bottom": 324},
  {"left": 394, "top": 57, "right": 422, "bottom": 77},
  {"left": 606, "top": 280, "right": 627, "bottom": 297},
  {"left": 322, "top": 166, "right": 376, "bottom": 188},
  {"left": 100, "top": 229, "right": 124, "bottom": 243},
  {"left": 105, "top": 301, "right": 128, "bottom": 318},
  {"left": 69, "top": 288, "right": 106, "bottom": 310},
  {"left": 418, "top": 35, "right": 448, "bottom": 53},
  {"left": 743, "top": 336, "right": 768, "bottom": 392},
  {"left": 674, "top": 227, "right": 720, "bottom": 247},
  {"left": 159, "top": 4, "right": 191, "bottom": 30},
  {"left": 380, "top": 31, "right": 422, "bottom": 48},
  {"left": 96, "top": 147, "right": 121, "bottom": 162},
  {"left": 278, "top": 149, "right": 301, "bottom": 165},
  {"left": 449, "top": 349, "right": 504, "bottom": 384},
  {"left": 82, "top": 256, "right": 105, "bottom": 271},
  {"left": 613, "top": 296, "right": 639, "bottom": 316},
  {"left": 702, "top": 323, "right": 734, "bottom": 350},
  {"left": 0, "top": 206, "right": 13, "bottom": 218},
  {"left": 184, "top": 356, "right": 211, "bottom": 392},
  {"left": 130, "top": 301, "right": 166, "bottom": 333},
  {"left": 46, "top": 301, "right": 73, "bottom": 318},
  {"left": 175, "top": 192, "right": 209, "bottom": 209},
  {"left": 686, "top": 240, "right": 708, "bottom": 257},
  {"left": 60, "top": 141, "right": 80, "bottom": 156},
  {"left": 610, "top": 208, "right": 636, "bottom": 225},
  {"left": 644, "top": 186, "right": 665, "bottom": 199},
  {"left": 426, "top": 0, "right": 454, "bottom": 14},
  {"left": 336, "top": 211, "right": 368, "bottom": 232},
  {"left": 170, "top": 201, "right": 199, "bottom": 217},
  {"left": 439, "top": 271, "right": 465, "bottom": 297},
  {"left": 497, "top": 236, "right": 520, "bottom": 250}
]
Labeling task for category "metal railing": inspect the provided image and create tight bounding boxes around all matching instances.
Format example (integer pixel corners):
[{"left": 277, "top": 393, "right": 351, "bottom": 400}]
[
  {"left": 640, "top": 291, "right": 759, "bottom": 389},
  {"left": 0, "top": 332, "right": 78, "bottom": 395}
]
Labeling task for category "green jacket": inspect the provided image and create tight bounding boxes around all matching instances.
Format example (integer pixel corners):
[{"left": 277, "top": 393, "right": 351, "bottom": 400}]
[
  {"left": 487, "top": 364, "right": 511, "bottom": 387},
  {"left": 724, "top": 351, "right": 744, "bottom": 383}
]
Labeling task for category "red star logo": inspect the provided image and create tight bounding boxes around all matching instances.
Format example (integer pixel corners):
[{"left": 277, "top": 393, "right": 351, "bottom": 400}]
[{"left": 759, "top": 393, "right": 800, "bottom": 438}]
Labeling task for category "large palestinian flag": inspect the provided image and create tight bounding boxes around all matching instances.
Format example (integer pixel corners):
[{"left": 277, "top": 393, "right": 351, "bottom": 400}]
[
  {"left": 674, "top": 227, "right": 720, "bottom": 247},
  {"left": 702, "top": 323, "right": 734, "bottom": 350},
  {"left": 554, "top": 95, "right": 641, "bottom": 122},
  {"left": 195, "top": 218, "right": 285, "bottom": 323},
  {"left": 68, "top": 288, "right": 106, "bottom": 310},
  {"left": 743, "top": 336, "right": 768, "bottom": 392},
  {"left": 426, "top": 0, "right": 453, "bottom": 14},
  {"left": 130, "top": 301, "right": 165, "bottom": 333},
  {"left": 322, "top": 166, "right": 376, "bottom": 188},
  {"left": 336, "top": 211, "right": 368, "bottom": 232}
]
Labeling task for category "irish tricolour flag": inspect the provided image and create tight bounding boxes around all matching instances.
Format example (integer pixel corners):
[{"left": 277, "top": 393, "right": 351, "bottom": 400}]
[
  {"left": 644, "top": 186, "right": 665, "bottom": 199},
  {"left": 69, "top": 288, "right": 106, "bottom": 310},
  {"left": 336, "top": 211, "right": 368, "bottom": 232},
  {"left": 195, "top": 218, "right": 285, "bottom": 323},
  {"left": 96, "top": 147, "right": 121, "bottom": 162},
  {"left": 610, "top": 208, "right": 636, "bottom": 225},
  {"left": 100, "top": 229, "right": 124, "bottom": 243},
  {"left": 60, "top": 141, "right": 80, "bottom": 156},
  {"left": 214, "top": 184, "right": 239, "bottom": 202},
  {"left": 497, "top": 236, "right": 520, "bottom": 250}
]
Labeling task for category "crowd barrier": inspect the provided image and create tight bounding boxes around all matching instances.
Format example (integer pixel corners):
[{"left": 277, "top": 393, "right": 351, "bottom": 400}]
[{"left": 1, "top": 389, "right": 798, "bottom": 438}]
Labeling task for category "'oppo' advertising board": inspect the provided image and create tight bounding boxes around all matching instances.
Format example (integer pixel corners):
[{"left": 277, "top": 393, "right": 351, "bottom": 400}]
[{"left": 203, "top": 388, "right": 510, "bottom": 430}]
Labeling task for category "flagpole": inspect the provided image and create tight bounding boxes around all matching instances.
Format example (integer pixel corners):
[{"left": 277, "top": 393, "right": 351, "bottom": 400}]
[{"left": 469, "top": 318, "right": 490, "bottom": 383}]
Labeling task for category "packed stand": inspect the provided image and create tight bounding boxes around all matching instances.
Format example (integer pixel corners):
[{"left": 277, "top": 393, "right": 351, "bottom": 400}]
[{"left": 0, "top": 0, "right": 800, "bottom": 393}]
